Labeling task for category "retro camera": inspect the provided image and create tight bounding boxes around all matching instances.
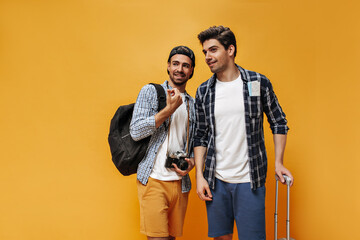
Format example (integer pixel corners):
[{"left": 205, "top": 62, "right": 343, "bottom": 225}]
[{"left": 165, "top": 151, "right": 189, "bottom": 171}]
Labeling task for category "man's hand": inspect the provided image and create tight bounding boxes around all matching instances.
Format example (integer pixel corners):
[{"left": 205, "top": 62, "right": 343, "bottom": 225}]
[
  {"left": 275, "top": 163, "right": 294, "bottom": 187},
  {"left": 194, "top": 146, "right": 211, "bottom": 201},
  {"left": 172, "top": 157, "right": 194, "bottom": 176},
  {"left": 155, "top": 88, "right": 183, "bottom": 128},
  {"left": 273, "top": 134, "right": 294, "bottom": 186},
  {"left": 165, "top": 88, "right": 183, "bottom": 115},
  {"left": 196, "top": 176, "right": 213, "bottom": 201}
]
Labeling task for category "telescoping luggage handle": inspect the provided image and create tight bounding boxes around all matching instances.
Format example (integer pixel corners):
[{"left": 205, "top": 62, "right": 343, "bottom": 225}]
[{"left": 275, "top": 175, "right": 295, "bottom": 240}]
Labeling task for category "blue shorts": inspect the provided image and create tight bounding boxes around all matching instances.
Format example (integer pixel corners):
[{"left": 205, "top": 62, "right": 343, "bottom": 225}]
[{"left": 206, "top": 178, "right": 266, "bottom": 240}]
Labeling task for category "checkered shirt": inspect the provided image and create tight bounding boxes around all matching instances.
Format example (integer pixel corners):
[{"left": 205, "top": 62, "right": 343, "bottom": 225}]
[
  {"left": 130, "top": 81, "right": 195, "bottom": 193},
  {"left": 194, "top": 65, "right": 289, "bottom": 190}
]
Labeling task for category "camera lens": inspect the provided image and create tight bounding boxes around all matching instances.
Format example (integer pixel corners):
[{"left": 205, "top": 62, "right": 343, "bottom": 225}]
[{"left": 179, "top": 160, "right": 188, "bottom": 171}]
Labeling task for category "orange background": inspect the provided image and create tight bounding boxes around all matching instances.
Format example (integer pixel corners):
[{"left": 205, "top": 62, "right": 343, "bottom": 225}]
[{"left": 1, "top": 0, "right": 359, "bottom": 239}]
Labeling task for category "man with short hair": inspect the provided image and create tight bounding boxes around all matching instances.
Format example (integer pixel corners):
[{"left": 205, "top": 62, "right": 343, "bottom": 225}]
[
  {"left": 194, "top": 26, "right": 294, "bottom": 240},
  {"left": 130, "top": 46, "right": 196, "bottom": 240}
]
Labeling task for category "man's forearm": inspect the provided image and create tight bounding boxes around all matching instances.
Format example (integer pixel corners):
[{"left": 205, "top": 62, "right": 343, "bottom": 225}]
[
  {"left": 273, "top": 133, "right": 294, "bottom": 185},
  {"left": 154, "top": 106, "right": 172, "bottom": 128},
  {"left": 194, "top": 146, "right": 207, "bottom": 178},
  {"left": 273, "top": 134, "right": 287, "bottom": 166}
]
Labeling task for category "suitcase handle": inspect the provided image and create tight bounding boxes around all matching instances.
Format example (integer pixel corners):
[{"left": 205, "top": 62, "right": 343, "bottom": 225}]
[
  {"left": 275, "top": 175, "right": 293, "bottom": 240},
  {"left": 275, "top": 174, "right": 292, "bottom": 185}
]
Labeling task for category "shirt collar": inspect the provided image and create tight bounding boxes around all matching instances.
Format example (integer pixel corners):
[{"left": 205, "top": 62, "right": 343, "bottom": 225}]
[
  {"left": 163, "top": 80, "right": 191, "bottom": 101},
  {"left": 209, "top": 64, "right": 249, "bottom": 87}
]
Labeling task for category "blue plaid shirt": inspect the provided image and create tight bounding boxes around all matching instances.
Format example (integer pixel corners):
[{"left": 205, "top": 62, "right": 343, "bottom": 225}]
[
  {"left": 130, "top": 81, "right": 195, "bottom": 193},
  {"left": 194, "top": 65, "right": 289, "bottom": 190}
]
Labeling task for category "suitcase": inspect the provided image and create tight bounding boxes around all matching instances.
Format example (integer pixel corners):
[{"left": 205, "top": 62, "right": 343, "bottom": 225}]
[{"left": 274, "top": 175, "right": 295, "bottom": 240}]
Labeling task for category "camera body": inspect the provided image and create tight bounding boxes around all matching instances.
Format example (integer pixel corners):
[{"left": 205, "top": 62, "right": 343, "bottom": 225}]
[{"left": 165, "top": 151, "right": 189, "bottom": 171}]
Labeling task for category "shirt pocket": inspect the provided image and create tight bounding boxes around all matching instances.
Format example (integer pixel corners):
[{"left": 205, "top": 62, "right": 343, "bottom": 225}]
[{"left": 248, "top": 96, "right": 262, "bottom": 118}]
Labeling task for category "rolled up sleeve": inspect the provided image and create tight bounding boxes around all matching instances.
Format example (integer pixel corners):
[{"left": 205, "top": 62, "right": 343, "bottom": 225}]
[{"left": 262, "top": 78, "right": 289, "bottom": 135}]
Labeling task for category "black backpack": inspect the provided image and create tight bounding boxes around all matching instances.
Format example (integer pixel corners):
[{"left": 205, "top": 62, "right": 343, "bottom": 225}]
[{"left": 108, "top": 83, "right": 166, "bottom": 176}]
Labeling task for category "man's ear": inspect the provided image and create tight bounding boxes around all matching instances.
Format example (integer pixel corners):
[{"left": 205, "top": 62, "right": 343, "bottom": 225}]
[
  {"left": 228, "top": 45, "right": 235, "bottom": 57},
  {"left": 190, "top": 66, "right": 194, "bottom": 77}
]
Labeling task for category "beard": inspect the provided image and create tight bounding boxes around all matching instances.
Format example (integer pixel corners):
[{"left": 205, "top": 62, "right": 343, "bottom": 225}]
[
  {"left": 169, "top": 77, "right": 188, "bottom": 87},
  {"left": 169, "top": 71, "right": 189, "bottom": 86}
]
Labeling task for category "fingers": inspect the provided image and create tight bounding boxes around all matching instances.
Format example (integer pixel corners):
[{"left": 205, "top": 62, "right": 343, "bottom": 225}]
[
  {"left": 280, "top": 168, "right": 294, "bottom": 186},
  {"left": 173, "top": 88, "right": 180, "bottom": 95},
  {"left": 286, "top": 172, "right": 294, "bottom": 186},
  {"left": 276, "top": 171, "right": 285, "bottom": 184},
  {"left": 197, "top": 188, "right": 212, "bottom": 201},
  {"left": 166, "top": 90, "right": 172, "bottom": 108},
  {"left": 172, "top": 158, "right": 195, "bottom": 177},
  {"left": 167, "top": 89, "right": 180, "bottom": 97},
  {"left": 166, "top": 89, "right": 182, "bottom": 113},
  {"left": 172, "top": 163, "right": 187, "bottom": 176},
  {"left": 185, "top": 158, "right": 195, "bottom": 169},
  {"left": 204, "top": 185, "right": 213, "bottom": 200},
  {"left": 196, "top": 178, "right": 213, "bottom": 201},
  {"left": 172, "top": 163, "right": 185, "bottom": 175},
  {"left": 276, "top": 168, "right": 294, "bottom": 186}
]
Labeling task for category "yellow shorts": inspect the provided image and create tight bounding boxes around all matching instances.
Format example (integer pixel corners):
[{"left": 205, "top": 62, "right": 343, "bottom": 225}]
[{"left": 137, "top": 177, "right": 189, "bottom": 237}]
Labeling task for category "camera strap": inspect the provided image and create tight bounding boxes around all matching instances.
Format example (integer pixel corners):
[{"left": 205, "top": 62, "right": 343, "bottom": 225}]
[{"left": 167, "top": 99, "right": 190, "bottom": 156}]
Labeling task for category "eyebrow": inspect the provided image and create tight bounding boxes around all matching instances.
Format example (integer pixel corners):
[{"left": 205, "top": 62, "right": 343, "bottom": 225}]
[
  {"left": 203, "top": 45, "right": 218, "bottom": 53},
  {"left": 171, "top": 60, "right": 191, "bottom": 66}
]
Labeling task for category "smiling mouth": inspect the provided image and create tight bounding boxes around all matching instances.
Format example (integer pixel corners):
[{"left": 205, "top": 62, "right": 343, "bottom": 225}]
[
  {"left": 207, "top": 61, "right": 216, "bottom": 67},
  {"left": 174, "top": 73, "right": 185, "bottom": 77}
]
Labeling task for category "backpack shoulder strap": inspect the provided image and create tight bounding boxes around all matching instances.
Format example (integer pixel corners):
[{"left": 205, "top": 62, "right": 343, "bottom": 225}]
[{"left": 149, "top": 83, "right": 166, "bottom": 111}]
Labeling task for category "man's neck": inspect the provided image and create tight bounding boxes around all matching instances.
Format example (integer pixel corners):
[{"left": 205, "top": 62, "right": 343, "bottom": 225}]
[
  {"left": 168, "top": 80, "right": 186, "bottom": 93},
  {"left": 216, "top": 63, "right": 240, "bottom": 82}
]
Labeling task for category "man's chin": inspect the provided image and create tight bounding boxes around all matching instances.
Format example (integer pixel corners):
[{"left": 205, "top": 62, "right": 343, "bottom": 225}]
[
  {"left": 209, "top": 66, "right": 219, "bottom": 73},
  {"left": 170, "top": 78, "right": 188, "bottom": 86}
]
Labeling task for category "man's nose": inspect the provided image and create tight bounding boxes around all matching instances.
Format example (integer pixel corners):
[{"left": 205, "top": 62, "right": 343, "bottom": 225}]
[
  {"left": 177, "top": 65, "right": 183, "bottom": 72},
  {"left": 205, "top": 52, "right": 211, "bottom": 61}
]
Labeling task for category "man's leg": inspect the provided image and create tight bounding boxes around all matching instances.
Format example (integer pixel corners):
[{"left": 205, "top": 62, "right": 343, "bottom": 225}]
[
  {"left": 168, "top": 180, "right": 189, "bottom": 238},
  {"left": 233, "top": 183, "right": 266, "bottom": 240},
  {"left": 214, "top": 234, "right": 233, "bottom": 240},
  {"left": 147, "top": 237, "right": 175, "bottom": 240},
  {"left": 137, "top": 178, "right": 170, "bottom": 238},
  {"left": 206, "top": 178, "right": 234, "bottom": 238},
  {"left": 138, "top": 178, "right": 187, "bottom": 239}
]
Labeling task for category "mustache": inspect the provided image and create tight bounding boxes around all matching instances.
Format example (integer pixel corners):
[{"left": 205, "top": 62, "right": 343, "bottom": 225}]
[{"left": 174, "top": 71, "right": 185, "bottom": 76}]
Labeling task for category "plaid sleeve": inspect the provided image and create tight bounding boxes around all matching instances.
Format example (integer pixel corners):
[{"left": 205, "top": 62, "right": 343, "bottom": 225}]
[
  {"left": 187, "top": 98, "right": 195, "bottom": 158},
  {"left": 262, "top": 77, "right": 289, "bottom": 134},
  {"left": 130, "top": 84, "right": 157, "bottom": 141},
  {"left": 194, "top": 86, "right": 209, "bottom": 147}
]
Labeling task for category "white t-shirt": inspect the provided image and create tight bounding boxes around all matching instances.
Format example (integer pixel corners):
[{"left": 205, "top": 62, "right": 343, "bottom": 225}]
[
  {"left": 214, "top": 75, "right": 250, "bottom": 183},
  {"left": 150, "top": 93, "right": 187, "bottom": 181}
]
